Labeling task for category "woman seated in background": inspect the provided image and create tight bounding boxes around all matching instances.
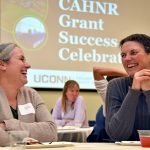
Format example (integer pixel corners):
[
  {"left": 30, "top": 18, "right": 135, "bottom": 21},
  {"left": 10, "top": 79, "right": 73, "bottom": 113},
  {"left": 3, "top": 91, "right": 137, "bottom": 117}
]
[
  {"left": 87, "top": 67, "right": 127, "bottom": 142},
  {"left": 0, "top": 43, "right": 57, "bottom": 146},
  {"left": 52, "top": 80, "right": 88, "bottom": 127},
  {"left": 93, "top": 67, "right": 127, "bottom": 117}
]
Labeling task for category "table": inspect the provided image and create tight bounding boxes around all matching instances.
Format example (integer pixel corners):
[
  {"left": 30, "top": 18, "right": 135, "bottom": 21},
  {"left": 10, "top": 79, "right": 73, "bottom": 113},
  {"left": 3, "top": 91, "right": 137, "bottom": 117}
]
[
  {"left": 0, "top": 142, "right": 145, "bottom": 150},
  {"left": 63, "top": 142, "right": 144, "bottom": 150},
  {"left": 57, "top": 127, "right": 93, "bottom": 142}
]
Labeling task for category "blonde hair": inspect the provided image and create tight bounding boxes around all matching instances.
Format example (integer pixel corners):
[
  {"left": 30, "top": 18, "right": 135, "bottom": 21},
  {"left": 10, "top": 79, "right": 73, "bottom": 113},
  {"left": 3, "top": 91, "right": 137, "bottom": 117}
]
[{"left": 62, "top": 80, "right": 80, "bottom": 112}]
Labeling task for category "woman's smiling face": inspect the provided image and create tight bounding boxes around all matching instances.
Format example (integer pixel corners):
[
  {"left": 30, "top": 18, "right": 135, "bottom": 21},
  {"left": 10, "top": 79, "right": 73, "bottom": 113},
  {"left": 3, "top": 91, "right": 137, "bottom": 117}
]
[
  {"left": 121, "top": 41, "right": 150, "bottom": 77},
  {"left": 5, "top": 47, "right": 31, "bottom": 86}
]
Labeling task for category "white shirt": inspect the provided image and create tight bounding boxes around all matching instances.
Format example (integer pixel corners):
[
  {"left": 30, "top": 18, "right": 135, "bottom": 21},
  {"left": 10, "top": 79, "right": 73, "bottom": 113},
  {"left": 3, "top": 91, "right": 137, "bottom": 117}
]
[{"left": 94, "top": 79, "right": 108, "bottom": 116}]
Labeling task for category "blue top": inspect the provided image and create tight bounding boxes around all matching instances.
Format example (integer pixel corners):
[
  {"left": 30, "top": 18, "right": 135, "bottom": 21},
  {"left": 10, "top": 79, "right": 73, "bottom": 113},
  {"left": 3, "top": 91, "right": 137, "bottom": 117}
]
[{"left": 105, "top": 77, "right": 150, "bottom": 141}]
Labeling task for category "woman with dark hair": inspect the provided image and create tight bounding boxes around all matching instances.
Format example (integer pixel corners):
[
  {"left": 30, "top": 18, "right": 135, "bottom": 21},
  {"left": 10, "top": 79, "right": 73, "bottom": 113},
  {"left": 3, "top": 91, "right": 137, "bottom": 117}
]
[
  {"left": 105, "top": 34, "right": 150, "bottom": 141},
  {"left": 52, "top": 80, "right": 88, "bottom": 127}
]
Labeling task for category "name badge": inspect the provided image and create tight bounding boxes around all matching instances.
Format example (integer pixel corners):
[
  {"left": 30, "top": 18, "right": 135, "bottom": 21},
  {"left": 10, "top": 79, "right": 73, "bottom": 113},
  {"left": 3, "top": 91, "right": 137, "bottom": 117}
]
[{"left": 18, "top": 103, "right": 35, "bottom": 115}]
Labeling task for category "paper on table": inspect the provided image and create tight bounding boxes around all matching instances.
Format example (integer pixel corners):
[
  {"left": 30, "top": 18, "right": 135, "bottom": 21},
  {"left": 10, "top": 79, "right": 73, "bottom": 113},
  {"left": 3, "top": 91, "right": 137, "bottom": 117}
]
[
  {"left": 26, "top": 142, "right": 74, "bottom": 149},
  {"left": 115, "top": 141, "right": 141, "bottom": 146},
  {"left": 57, "top": 126, "right": 77, "bottom": 130}
]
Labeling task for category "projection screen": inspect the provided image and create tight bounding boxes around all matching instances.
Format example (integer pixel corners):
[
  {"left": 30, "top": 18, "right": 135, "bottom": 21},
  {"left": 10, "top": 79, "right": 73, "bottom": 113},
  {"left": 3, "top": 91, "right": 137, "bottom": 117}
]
[{"left": 1, "top": 0, "right": 150, "bottom": 89}]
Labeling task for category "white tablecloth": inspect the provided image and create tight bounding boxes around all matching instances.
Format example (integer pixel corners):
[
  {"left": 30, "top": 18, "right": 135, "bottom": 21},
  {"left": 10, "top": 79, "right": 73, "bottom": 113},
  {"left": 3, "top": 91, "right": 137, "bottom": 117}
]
[
  {"left": 57, "top": 127, "right": 93, "bottom": 142},
  {"left": 0, "top": 142, "right": 145, "bottom": 150}
]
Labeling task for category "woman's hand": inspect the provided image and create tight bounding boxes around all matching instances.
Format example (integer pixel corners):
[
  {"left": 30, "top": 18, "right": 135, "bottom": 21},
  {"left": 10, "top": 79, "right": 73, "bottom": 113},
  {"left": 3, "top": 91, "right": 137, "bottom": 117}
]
[
  {"left": 0, "top": 122, "right": 6, "bottom": 130},
  {"left": 64, "top": 119, "right": 73, "bottom": 124},
  {"left": 132, "top": 69, "right": 150, "bottom": 91}
]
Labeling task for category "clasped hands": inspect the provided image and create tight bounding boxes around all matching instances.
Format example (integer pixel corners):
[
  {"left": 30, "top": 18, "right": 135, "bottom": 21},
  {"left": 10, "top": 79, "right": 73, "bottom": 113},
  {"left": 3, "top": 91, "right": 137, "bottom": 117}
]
[
  {"left": 132, "top": 69, "right": 150, "bottom": 91},
  {"left": 64, "top": 119, "right": 73, "bottom": 124}
]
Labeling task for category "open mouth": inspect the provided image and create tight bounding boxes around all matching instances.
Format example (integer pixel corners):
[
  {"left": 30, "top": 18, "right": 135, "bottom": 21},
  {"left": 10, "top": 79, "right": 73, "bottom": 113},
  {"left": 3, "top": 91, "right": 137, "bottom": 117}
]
[
  {"left": 127, "top": 63, "right": 138, "bottom": 69},
  {"left": 22, "top": 71, "right": 27, "bottom": 77}
]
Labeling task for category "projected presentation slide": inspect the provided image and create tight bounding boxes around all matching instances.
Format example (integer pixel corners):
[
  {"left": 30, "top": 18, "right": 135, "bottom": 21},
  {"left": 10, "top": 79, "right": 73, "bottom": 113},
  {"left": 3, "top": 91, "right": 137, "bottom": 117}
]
[{"left": 1, "top": 0, "right": 150, "bottom": 89}]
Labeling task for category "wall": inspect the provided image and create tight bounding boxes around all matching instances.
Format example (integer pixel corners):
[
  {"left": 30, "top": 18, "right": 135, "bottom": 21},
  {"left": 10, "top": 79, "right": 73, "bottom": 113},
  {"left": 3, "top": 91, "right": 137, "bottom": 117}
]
[{"left": 37, "top": 90, "right": 102, "bottom": 121}]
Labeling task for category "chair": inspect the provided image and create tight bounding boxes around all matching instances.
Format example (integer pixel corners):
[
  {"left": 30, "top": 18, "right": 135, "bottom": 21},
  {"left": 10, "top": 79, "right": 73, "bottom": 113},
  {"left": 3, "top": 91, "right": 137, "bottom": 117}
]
[
  {"left": 87, "top": 105, "right": 110, "bottom": 142},
  {"left": 88, "top": 120, "right": 96, "bottom": 127}
]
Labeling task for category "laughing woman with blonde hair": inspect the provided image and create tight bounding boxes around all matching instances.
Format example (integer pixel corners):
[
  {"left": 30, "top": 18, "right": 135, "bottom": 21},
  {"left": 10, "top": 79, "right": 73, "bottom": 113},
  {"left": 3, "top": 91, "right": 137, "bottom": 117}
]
[{"left": 0, "top": 43, "right": 57, "bottom": 146}]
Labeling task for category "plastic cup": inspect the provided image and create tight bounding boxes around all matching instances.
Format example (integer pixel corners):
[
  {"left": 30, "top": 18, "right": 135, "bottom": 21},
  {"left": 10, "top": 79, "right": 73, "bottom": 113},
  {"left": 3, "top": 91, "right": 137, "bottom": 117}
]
[
  {"left": 138, "top": 130, "right": 150, "bottom": 147},
  {"left": 8, "top": 130, "right": 29, "bottom": 150}
]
